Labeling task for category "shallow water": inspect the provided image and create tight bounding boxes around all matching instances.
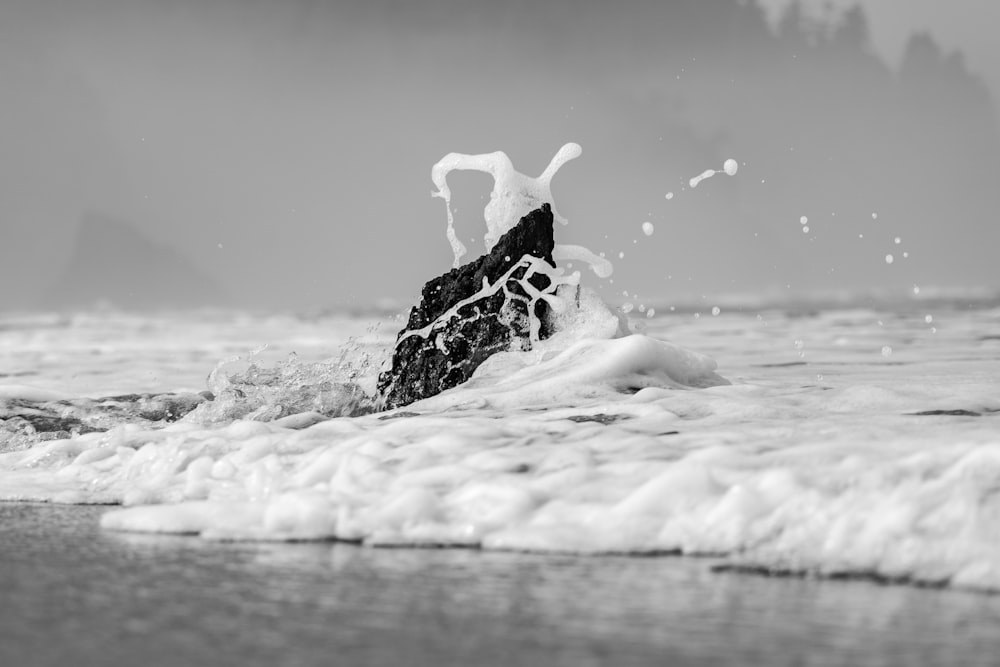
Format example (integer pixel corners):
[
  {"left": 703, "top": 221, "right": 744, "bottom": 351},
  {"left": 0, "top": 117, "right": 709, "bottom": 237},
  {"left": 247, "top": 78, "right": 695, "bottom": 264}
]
[
  {"left": 3, "top": 503, "right": 1000, "bottom": 667},
  {"left": 1, "top": 302, "right": 999, "bottom": 594}
]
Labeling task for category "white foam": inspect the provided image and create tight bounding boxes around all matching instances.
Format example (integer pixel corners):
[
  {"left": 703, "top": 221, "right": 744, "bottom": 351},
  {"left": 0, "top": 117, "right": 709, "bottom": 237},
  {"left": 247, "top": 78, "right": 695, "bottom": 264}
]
[
  {"left": 431, "top": 143, "right": 582, "bottom": 267},
  {"left": 3, "top": 304, "right": 1000, "bottom": 592},
  {"left": 397, "top": 254, "right": 580, "bottom": 347}
]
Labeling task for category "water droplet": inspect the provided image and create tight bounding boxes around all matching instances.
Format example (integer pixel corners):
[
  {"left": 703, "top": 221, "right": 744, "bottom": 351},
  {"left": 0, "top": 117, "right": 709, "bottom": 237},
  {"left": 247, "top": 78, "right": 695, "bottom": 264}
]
[
  {"left": 665, "top": 192, "right": 674, "bottom": 200},
  {"left": 622, "top": 302, "right": 634, "bottom": 314},
  {"left": 931, "top": 327, "right": 937, "bottom": 334},
  {"left": 894, "top": 237, "right": 901, "bottom": 244},
  {"left": 794, "top": 339, "right": 805, "bottom": 350},
  {"left": 646, "top": 309, "right": 655, "bottom": 318},
  {"left": 694, "top": 312, "right": 701, "bottom": 319},
  {"left": 642, "top": 221, "right": 655, "bottom": 236},
  {"left": 872, "top": 212, "right": 878, "bottom": 219},
  {"left": 859, "top": 234, "right": 864, "bottom": 239},
  {"left": 912, "top": 285, "right": 920, "bottom": 295},
  {"left": 903, "top": 252, "right": 909, "bottom": 258},
  {"left": 723, "top": 159, "right": 738, "bottom": 176},
  {"left": 711, "top": 306, "right": 721, "bottom": 316},
  {"left": 217, "top": 243, "right": 223, "bottom": 249},
  {"left": 816, "top": 373, "right": 824, "bottom": 381},
  {"left": 800, "top": 216, "right": 808, "bottom": 225},
  {"left": 885, "top": 254, "right": 894, "bottom": 264},
  {"left": 881, "top": 346, "right": 892, "bottom": 357},
  {"left": 802, "top": 226, "right": 809, "bottom": 233},
  {"left": 618, "top": 251, "right": 625, "bottom": 259},
  {"left": 924, "top": 315, "right": 933, "bottom": 323}
]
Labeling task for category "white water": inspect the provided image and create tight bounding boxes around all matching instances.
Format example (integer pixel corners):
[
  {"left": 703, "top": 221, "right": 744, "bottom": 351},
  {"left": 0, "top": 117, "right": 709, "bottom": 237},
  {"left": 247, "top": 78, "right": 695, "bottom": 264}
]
[
  {"left": 431, "top": 142, "right": 614, "bottom": 280},
  {"left": 2, "top": 144, "right": 999, "bottom": 593},
  {"left": 1, "top": 299, "right": 998, "bottom": 592}
]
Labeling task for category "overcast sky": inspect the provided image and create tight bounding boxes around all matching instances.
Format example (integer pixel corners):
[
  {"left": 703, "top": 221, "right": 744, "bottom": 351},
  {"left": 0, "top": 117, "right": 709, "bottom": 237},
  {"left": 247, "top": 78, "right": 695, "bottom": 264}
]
[{"left": 2, "top": 0, "right": 998, "bottom": 311}]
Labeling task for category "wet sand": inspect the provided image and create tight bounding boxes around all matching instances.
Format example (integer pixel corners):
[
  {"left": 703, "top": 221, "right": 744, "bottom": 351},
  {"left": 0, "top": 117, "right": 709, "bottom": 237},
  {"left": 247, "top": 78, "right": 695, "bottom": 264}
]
[{"left": 2, "top": 503, "right": 998, "bottom": 667}]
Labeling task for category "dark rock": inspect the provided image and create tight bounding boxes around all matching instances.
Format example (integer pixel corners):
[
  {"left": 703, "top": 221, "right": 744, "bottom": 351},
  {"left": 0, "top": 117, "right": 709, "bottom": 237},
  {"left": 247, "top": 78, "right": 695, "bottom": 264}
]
[{"left": 377, "top": 204, "right": 557, "bottom": 409}]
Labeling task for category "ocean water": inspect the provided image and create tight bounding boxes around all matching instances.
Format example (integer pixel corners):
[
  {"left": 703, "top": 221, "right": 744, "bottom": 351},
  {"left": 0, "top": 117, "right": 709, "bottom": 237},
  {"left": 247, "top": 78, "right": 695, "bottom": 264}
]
[
  {"left": 1, "top": 298, "right": 1000, "bottom": 664},
  {"left": 2, "top": 144, "right": 999, "bottom": 662},
  {"left": 2, "top": 296, "right": 999, "bottom": 584}
]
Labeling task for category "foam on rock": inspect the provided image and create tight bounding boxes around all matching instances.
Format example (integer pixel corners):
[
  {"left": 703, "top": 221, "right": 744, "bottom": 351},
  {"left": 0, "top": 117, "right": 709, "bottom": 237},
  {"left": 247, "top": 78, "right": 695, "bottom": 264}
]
[
  {"left": 376, "top": 205, "right": 580, "bottom": 409},
  {"left": 431, "top": 143, "right": 584, "bottom": 268}
]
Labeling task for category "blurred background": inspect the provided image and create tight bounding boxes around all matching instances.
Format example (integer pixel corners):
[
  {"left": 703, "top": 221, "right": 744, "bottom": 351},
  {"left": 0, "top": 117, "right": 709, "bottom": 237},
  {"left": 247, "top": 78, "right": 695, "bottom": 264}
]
[{"left": 2, "top": 0, "right": 998, "bottom": 312}]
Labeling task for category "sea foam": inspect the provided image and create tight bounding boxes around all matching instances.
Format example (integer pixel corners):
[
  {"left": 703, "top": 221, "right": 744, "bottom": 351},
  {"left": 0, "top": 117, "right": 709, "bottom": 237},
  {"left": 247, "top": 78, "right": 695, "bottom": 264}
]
[{"left": 2, "top": 145, "right": 999, "bottom": 593}]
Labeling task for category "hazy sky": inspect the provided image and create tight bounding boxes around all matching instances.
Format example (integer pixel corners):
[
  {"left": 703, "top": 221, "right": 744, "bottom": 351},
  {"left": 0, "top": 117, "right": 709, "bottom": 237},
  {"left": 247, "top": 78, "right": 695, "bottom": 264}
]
[{"left": 2, "top": 0, "right": 998, "bottom": 311}]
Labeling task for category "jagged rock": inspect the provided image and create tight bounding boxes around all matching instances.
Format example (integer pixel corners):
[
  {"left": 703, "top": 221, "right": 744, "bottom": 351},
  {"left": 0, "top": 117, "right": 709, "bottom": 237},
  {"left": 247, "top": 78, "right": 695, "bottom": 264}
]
[{"left": 377, "top": 204, "right": 557, "bottom": 409}]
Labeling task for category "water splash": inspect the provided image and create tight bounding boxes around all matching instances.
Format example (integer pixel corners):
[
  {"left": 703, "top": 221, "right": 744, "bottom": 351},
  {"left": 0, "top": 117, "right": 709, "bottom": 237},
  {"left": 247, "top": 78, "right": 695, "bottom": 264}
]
[
  {"left": 689, "top": 157, "right": 739, "bottom": 188},
  {"left": 431, "top": 143, "right": 582, "bottom": 268},
  {"left": 192, "top": 343, "right": 382, "bottom": 424}
]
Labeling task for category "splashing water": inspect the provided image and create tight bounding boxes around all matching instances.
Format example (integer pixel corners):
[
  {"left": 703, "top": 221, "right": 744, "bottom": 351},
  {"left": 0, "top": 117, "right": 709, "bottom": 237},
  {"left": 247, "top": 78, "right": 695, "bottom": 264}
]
[
  {"left": 431, "top": 143, "right": 583, "bottom": 268},
  {"left": 402, "top": 142, "right": 617, "bottom": 356},
  {"left": 194, "top": 343, "right": 382, "bottom": 424},
  {"left": 689, "top": 157, "right": 739, "bottom": 188},
  {"left": 6, "top": 141, "right": 1000, "bottom": 596}
]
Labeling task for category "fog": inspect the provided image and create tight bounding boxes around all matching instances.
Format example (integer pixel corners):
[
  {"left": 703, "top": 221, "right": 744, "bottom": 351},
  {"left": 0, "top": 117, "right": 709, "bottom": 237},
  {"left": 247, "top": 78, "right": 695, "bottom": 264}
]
[{"left": 2, "top": 0, "right": 998, "bottom": 311}]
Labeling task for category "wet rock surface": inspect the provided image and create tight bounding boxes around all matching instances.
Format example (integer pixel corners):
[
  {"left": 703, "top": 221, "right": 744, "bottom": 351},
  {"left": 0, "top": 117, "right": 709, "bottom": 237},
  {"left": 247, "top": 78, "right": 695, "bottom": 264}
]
[{"left": 377, "top": 204, "right": 557, "bottom": 409}]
